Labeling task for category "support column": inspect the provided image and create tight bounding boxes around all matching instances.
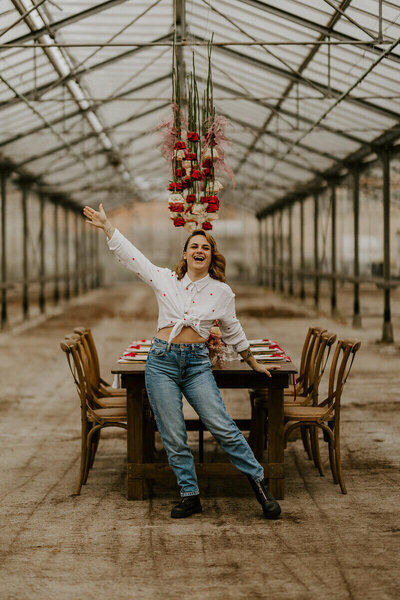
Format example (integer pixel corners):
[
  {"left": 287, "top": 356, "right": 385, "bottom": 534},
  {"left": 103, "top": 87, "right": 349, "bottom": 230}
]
[
  {"left": 265, "top": 216, "right": 270, "bottom": 287},
  {"left": 257, "top": 217, "right": 263, "bottom": 285},
  {"left": 39, "top": 194, "right": 46, "bottom": 314},
  {"left": 64, "top": 207, "right": 70, "bottom": 300},
  {"left": 1, "top": 168, "right": 8, "bottom": 329},
  {"left": 381, "top": 150, "right": 394, "bottom": 342},
  {"left": 314, "top": 193, "right": 320, "bottom": 309},
  {"left": 53, "top": 200, "right": 60, "bottom": 305},
  {"left": 74, "top": 212, "right": 79, "bottom": 296},
  {"left": 278, "top": 210, "right": 284, "bottom": 293},
  {"left": 352, "top": 168, "right": 362, "bottom": 328},
  {"left": 95, "top": 229, "right": 100, "bottom": 288},
  {"left": 330, "top": 182, "right": 338, "bottom": 317},
  {"left": 299, "top": 198, "right": 305, "bottom": 301},
  {"left": 288, "top": 204, "right": 294, "bottom": 296},
  {"left": 81, "top": 218, "right": 87, "bottom": 293},
  {"left": 272, "top": 212, "right": 277, "bottom": 291},
  {"left": 21, "top": 181, "right": 29, "bottom": 320}
]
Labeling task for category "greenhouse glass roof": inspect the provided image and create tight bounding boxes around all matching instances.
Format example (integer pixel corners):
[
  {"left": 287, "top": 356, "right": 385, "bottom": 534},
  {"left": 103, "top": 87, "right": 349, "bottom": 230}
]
[{"left": 0, "top": 0, "right": 399, "bottom": 213}]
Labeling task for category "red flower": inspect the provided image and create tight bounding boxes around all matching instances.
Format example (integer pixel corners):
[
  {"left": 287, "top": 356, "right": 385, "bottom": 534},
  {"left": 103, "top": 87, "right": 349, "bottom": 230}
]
[
  {"left": 173, "top": 217, "right": 185, "bottom": 227},
  {"left": 202, "top": 158, "right": 212, "bottom": 168},
  {"left": 176, "top": 168, "right": 183, "bottom": 177},
  {"left": 168, "top": 182, "right": 177, "bottom": 192},
  {"left": 169, "top": 203, "right": 184, "bottom": 212},
  {"left": 191, "top": 169, "right": 202, "bottom": 181},
  {"left": 188, "top": 131, "right": 200, "bottom": 142},
  {"left": 199, "top": 195, "right": 207, "bottom": 204},
  {"left": 202, "top": 221, "right": 212, "bottom": 230},
  {"left": 206, "top": 203, "right": 219, "bottom": 213},
  {"left": 182, "top": 176, "right": 192, "bottom": 189},
  {"left": 207, "top": 195, "right": 219, "bottom": 205},
  {"left": 202, "top": 167, "right": 211, "bottom": 177},
  {"left": 175, "top": 182, "right": 183, "bottom": 191},
  {"left": 190, "top": 152, "right": 197, "bottom": 160},
  {"left": 174, "top": 141, "right": 186, "bottom": 150},
  {"left": 186, "top": 194, "right": 195, "bottom": 203},
  {"left": 184, "top": 152, "right": 192, "bottom": 161}
]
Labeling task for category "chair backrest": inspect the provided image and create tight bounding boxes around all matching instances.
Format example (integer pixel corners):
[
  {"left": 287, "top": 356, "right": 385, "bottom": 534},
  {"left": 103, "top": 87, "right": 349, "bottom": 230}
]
[
  {"left": 309, "top": 331, "right": 337, "bottom": 404},
  {"left": 74, "top": 326, "right": 102, "bottom": 387},
  {"left": 322, "top": 338, "right": 361, "bottom": 423},
  {"left": 74, "top": 327, "right": 102, "bottom": 393},
  {"left": 300, "top": 326, "right": 327, "bottom": 396},
  {"left": 60, "top": 334, "right": 100, "bottom": 422}
]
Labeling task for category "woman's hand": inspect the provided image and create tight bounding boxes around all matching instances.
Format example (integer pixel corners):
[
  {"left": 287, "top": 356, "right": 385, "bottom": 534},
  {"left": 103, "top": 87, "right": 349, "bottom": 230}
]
[
  {"left": 83, "top": 203, "right": 108, "bottom": 229},
  {"left": 251, "top": 361, "right": 281, "bottom": 378},
  {"left": 83, "top": 203, "right": 115, "bottom": 239},
  {"left": 239, "top": 347, "right": 281, "bottom": 377}
]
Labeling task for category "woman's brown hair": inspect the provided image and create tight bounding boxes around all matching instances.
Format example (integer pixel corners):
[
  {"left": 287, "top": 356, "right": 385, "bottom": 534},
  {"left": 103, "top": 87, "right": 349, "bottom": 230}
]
[{"left": 175, "top": 229, "right": 226, "bottom": 282}]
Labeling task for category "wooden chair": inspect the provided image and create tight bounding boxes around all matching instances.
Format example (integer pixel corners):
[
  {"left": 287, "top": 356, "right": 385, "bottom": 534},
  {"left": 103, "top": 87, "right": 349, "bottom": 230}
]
[
  {"left": 74, "top": 326, "right": 126, "bottom": 397},
  {"left": 65, "top": 333, "right": 126, "bottom": 409},
  {"left": 291, "top": 331, "right": 337, "bottom": 475},
  {"left": 60, "top": 335, "right": 127, "bottom": 495},
  {"left": 284, "top": 338, "right": 361, "bottom": 494},
  {"left": 248, "top": 326, "right": 327, "bottom": 458}
]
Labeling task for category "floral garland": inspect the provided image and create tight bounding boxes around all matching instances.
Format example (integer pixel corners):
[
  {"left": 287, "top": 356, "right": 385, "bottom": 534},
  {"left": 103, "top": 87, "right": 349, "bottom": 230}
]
[{"left": 155, "top": 44, "right": 233, "bottom": 232}]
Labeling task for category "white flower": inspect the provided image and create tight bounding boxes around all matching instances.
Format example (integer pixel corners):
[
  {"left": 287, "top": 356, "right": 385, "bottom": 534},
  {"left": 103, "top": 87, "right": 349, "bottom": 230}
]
[
  {"left": 184, "top": 221, "right": 198, "bottom": 233},
  {"left": 169, "top": 193, "right": 184, "bottom": 204},
  {"left": 182, "top": 160, "right": 192, "bottom": 170},
  {"left": 173, "top": 149, "right": 186, "bottom": 160},
  {"left": 204, "top": 147, "right": 219, "bottom": 160},
  {"left": 206, "top": 180, "right": 223, "bottom": 194},
  {"left": 192, "top": 203, "right": 206, "bottom": 215}
]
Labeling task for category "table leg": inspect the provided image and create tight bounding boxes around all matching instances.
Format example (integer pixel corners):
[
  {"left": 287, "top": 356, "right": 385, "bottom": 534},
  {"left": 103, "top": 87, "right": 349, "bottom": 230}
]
[
  {"left": 267, "top": 387, "right": 284, "bottom": 499},
  {"left": 127, "top": 382, "right": 144, "bottom": 500}
]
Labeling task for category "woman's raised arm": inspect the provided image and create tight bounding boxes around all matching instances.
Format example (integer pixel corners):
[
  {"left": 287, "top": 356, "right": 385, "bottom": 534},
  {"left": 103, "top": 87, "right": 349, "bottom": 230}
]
[{"left": 83, "top": 203, "right": 164, "bottom": 286}]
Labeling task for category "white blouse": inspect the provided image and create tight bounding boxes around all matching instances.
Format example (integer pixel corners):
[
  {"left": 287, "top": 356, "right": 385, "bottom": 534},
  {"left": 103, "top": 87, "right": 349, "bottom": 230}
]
[{"left": 107, "top": 229, "right": 250, "bottom": 352}]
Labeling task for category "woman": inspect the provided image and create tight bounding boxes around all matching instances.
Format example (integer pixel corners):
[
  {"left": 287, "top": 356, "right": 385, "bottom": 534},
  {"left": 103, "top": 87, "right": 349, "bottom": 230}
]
[{"left": 83, "top": 203, "right": 281, "bottom": 520}]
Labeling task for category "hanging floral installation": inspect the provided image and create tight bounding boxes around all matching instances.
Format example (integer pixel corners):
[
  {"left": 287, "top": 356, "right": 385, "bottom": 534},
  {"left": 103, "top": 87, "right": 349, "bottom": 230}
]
[{"left": 155, "top": 43, "right": 233, "bottom": 232}]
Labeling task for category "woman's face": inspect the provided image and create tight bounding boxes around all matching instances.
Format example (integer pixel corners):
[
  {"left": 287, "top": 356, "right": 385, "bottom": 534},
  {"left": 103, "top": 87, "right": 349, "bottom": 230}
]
[{"left": 183, "top": 234, "right": 212, "bottom": 276}]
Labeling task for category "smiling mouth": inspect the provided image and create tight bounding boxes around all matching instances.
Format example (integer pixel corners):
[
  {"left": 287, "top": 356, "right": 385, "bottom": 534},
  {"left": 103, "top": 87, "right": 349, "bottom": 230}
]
[{"left": 194, "top": 256, "right": 205, "bottom": 262}]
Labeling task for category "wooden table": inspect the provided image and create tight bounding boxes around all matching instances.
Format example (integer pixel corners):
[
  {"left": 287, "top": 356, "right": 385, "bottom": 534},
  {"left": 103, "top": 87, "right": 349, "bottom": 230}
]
[{"left": 112, "top": 358, "right": 297, "bottom": 500}]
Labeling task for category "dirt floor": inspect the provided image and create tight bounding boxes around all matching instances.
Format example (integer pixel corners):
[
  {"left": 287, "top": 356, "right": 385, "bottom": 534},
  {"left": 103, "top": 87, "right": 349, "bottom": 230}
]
[{"left": 0, "top": 281, "right": 399, "bottom": 600}]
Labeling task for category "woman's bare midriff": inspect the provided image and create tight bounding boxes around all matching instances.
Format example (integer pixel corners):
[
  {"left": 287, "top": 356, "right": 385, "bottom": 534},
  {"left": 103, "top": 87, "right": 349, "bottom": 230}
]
[{"left": 156, "top": 326, "right": 207, "bottom": 344}]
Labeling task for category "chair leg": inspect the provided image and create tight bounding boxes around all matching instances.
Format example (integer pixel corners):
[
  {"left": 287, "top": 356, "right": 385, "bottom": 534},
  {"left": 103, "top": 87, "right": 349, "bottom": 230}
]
[
  {"left": 310, "top": 426, "right": 324, "bottom": 477},
  {"left": 328, "top": 438, "right": 338, "bottom": 484},
  {"left": 248, "top": 392, "right": 256, "bottom": 450},
  {"left": 83, "top": 424, "right": 102, "bottom": 486},
  {"left": 300, "top": 425, "right": 312, "bottom": 460},
  {"left": 334, "top": 437, "right": 347, "bottom": 495},
  {"left": 89, "top": 430, "right": 101, "bottom": 469},
  {"left": 74, "top": 423, "right": 88, "bottom": 495}
]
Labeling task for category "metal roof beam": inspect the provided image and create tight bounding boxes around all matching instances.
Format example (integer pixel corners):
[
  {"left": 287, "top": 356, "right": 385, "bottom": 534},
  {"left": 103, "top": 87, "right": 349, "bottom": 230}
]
[
  {"left": 231, "top": 137, "right": 321, "bottom": 175},
  {"left": 211, "top": 79, "right": 367, "bottom": 146},
  {"left": 15, "top": 102, "right": 169, "bottom": 167},
  {"left": 206, "top": 42, "right": 400, "bottom": 122},
  {"left": 0, "top": 32, "right": 172, "bottom": 109},
  {"left": 236, "top": 0, "right": 400, "bottom": 64},
  {"left": 1, "top": 0, "right": 131, "bottom": 50},
  {"left": 0, "top": 73, "right": 171, "bottom": 148}
]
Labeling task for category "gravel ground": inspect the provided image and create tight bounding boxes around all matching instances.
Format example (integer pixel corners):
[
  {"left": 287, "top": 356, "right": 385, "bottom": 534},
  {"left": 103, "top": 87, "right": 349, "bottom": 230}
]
[{"left": 0, "top": 282, "right": 399, "bottom": 600}]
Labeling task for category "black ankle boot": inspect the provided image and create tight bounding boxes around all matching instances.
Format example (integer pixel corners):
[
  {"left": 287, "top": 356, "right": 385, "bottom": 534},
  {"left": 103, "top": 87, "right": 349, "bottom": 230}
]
[
  {"left": 247, "top": 476, "right": 281, "bottom": 520},
  {"left": 171, "top": 495, "right": 202, "bottom": 519}
]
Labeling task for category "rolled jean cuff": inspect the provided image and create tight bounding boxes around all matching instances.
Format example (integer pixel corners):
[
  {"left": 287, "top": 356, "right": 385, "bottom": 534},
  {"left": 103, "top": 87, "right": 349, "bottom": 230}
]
[
  {"left": 254, "top": 471, "right": 265, "bottom": 483},
  {"left": 181, "top": 490, "right": 200, "bottom": 497}
]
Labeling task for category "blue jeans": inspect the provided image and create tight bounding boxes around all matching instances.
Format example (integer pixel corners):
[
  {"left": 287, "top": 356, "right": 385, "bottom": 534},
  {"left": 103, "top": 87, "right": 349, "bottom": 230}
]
[{"left": 145, "top": 338, "right": 264, "bottom": 497}]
